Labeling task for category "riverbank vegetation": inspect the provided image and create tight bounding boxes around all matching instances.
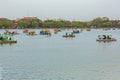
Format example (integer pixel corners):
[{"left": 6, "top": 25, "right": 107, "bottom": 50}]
[{"left": 0, "top": 17, "right": 120, "bottom": 29}]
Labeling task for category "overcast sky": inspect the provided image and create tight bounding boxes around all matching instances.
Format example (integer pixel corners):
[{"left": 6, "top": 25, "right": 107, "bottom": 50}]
[{"left": 0, "top": 0, "right": 119, "bottom": 21}]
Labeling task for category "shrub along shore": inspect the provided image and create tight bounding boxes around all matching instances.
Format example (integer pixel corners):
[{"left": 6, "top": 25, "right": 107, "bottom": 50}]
[{"left": 0, "top": 17, "right": 120, "bottom": 29}]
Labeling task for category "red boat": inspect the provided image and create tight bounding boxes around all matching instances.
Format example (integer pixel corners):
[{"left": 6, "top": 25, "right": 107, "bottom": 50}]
[
  {"left": 63, "top": 35, "right": 75, "bottom": 38},
  {"left": 23, "top": 30, "right": 28, "bottom": 33},
  {"left": 96, "top": 35, "right": 117, "bottom": 42},
  {"left": 0, "top": 41, "right": 17, "bottom": 44},
  {"left": 96, "top": 38, "right": 116, "bottom": 42}
]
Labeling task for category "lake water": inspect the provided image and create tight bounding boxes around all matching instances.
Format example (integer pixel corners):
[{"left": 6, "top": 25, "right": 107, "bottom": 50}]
[{"left": 0, "top": 29, "right": 120, "bottom": 80}]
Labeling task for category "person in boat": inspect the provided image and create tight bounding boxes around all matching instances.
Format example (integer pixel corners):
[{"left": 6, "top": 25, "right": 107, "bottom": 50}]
[
  {"left": 0, "top": 36, "right": 3, "bottom": 40},
  {"left": 8, "top": 37, "right": 12, "bottom": 40},
  {"left": 12, "top": 31, "right": 16, "bottom": 35},
  {"left": 48, "top": 32, "right": 51, "bottom": 36},
  {"left": 102, "top": 35, "right": 106, "bottom": 39},
  {"left": 0, "top": 34, "right": 4, "bottom": 40},
  {"left": 107, "top": 35, "right": 111, "bottom": 39},
  {"left": 66, "top": 33, "right": 68, "bottom": 36},
  {"left": 98, "top": 35, "right": 102, "bottom": 39},
  {"left": 68, "top": 32, "right": 73, "bottom": 36},
  {"left": 71, "top": 32, "right": 73, "bottom": 35}
]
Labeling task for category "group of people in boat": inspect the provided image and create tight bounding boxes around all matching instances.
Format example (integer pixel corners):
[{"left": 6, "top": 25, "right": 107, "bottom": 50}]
[
  {"left": 0, "top": 36, "right": 3, "bottom": 40},
  {"left": 73, "top": 30, "right": 80, "bottom": 33},
  {"left": 65, "top": 32, "right": 74, "bottom": 36},
  {"left": 4, "top": 29, "right": 18, "bottom": 36},
  {"left": 40, "top": 30, "right": 51, "bottom": 36},
  {"left": 0, "top": 34, "right": 12, "bottom": 41},
  {"left": 98, "top": 35, "right": 112, "bottom": 40}
]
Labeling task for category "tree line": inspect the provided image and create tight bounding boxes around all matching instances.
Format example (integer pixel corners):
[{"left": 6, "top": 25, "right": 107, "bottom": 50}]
[{"left": 0, "top": 17, "right": 120, "bottom": 29}]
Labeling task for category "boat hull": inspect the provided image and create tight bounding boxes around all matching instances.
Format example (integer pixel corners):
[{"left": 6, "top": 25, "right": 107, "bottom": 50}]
[
  {"left": 0, "top": 41, "right": 17, "bottom": 44},
  {"left": 63, "top": 36, "right": 75, "bottom": 38},
  {"left": 23, "top": 30, "right": 28, "bottom": 33},
  {"left": 96, "top": 38, "right": 116, "bottom": 42}
]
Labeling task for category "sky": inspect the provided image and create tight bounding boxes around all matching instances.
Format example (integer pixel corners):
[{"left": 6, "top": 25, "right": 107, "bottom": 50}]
[{"left": 0, "top": 0, "right": 119, "bottom": 21}]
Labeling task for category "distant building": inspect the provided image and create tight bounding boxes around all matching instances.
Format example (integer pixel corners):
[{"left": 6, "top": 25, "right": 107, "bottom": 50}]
[
  {"left": 21, "top": 17, "right": 39, "bottom": 21},
  {"left": 0, "top": 18, "right": 10, "bottom": 21}
]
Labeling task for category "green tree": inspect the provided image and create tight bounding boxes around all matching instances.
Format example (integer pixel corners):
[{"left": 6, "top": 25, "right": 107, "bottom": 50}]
[
  {"left": 42, "top": 21, "right": 54, "bottom": 28},
  {"left": 54, "top": 20, "right": 71, "bottom": 28},
  {"left": 0, "top": 21, "right": 13, "bottom": 28},
  {"left": 22, "top": 20, "right": 31, "bottom": 28},
  {"left": 71, "top": 21, "right": 81, "bottom": 27},
  {"left": 31, "top": 21, "right": 39, "bottom": 28}
]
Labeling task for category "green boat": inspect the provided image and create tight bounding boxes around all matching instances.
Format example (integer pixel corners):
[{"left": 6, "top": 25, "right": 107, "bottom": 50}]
[
  {"left": 63, "top": 32, "right": 75, "bottom": 38},
  {"left": 0, "top": 34, "right": 17, "bottom": 44}
]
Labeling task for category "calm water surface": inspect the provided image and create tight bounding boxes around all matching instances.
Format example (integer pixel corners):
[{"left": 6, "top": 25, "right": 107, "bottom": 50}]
[{"left": 0, "top": 29, "right": 120, "bottom": 80}]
